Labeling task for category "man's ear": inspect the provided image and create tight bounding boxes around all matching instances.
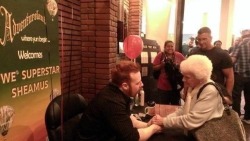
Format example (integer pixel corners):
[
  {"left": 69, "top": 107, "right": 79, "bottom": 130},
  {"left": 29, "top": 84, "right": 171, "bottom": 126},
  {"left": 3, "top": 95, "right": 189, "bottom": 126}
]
[{"left": 121, "top": 82, "right": 129, "bottom": 90}]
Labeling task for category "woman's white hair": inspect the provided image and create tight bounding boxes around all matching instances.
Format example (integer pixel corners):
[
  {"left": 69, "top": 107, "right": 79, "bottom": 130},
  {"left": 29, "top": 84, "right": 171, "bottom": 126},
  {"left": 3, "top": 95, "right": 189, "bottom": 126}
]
[{"left": 180, "top": 55, "right": 212, "bottom": 81}]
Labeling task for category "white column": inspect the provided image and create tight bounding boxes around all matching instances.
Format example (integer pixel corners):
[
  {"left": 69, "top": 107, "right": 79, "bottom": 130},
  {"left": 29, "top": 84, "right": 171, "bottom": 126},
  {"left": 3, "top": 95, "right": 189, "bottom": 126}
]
[
  {"left": 145, "top": 0, "right": 171, "bottom": 50},
  {"left": 219, "top": 0, "right": 235, "bottom": 49}
]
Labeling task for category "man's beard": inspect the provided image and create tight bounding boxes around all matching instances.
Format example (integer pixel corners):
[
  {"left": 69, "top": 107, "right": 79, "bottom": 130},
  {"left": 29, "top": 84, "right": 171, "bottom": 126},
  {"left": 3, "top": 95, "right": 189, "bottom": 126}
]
[{"left": 127, "top": 84, "right": 139, "bottom": 97}]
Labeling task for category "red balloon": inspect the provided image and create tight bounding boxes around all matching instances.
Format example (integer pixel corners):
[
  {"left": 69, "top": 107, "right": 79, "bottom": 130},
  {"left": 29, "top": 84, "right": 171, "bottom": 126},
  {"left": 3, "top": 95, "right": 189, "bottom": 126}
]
[{"left": 123, "top": 35, "right": 143, "bottom": 59}]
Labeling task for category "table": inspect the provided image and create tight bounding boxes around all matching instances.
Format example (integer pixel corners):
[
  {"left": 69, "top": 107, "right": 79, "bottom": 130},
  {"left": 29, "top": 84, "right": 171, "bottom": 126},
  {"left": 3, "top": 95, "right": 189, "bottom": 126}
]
[
  {"left": 154, "top": 104, "right": 180, "bottom": 116},
  {"left": 131, "top": 104, "right": 180, "bottom": 121},
  {"left": 132, "top": 104, "right": 190, "bottom": 141}
]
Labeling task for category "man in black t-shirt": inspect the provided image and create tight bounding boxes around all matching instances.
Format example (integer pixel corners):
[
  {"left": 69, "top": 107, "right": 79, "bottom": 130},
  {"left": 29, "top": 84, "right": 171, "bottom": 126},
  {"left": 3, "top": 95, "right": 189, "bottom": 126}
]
[{"left": 189, "top": 27, "right": 234, "bottom": 104}]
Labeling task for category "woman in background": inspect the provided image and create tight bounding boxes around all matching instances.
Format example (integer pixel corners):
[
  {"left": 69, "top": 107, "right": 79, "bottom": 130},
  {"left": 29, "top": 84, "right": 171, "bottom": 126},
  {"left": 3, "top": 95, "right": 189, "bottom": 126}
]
[{"left": 153, "top": 40, "right": 185, "bottom": 105}]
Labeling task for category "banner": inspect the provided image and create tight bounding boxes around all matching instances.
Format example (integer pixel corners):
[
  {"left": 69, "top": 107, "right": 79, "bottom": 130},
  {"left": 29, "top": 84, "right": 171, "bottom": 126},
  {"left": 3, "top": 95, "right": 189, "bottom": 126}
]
[{"left": 0, "top": 0, "right": 60, "bottom": 140}]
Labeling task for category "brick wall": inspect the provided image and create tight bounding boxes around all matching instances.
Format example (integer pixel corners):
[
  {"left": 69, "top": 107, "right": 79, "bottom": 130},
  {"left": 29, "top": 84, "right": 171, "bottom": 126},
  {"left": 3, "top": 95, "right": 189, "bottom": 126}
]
[
  {"left": 80, "top": 0, "right": 118, "bottom": 100},
  {"left": 128, "top": 0, "right": 142, "bottom": 35},
  {"left": 58, "top": 0, "right": 82, "bottom": 95},
  {"left": 59, "top": 0, "right": 142, "bottom": 100}
]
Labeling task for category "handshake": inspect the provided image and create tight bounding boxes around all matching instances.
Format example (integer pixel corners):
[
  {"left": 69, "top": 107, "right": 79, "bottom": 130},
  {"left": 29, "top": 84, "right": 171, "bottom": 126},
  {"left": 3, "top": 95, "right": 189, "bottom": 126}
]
[{"left": 147, "top": 114, "right": 165, "bottom": 133}]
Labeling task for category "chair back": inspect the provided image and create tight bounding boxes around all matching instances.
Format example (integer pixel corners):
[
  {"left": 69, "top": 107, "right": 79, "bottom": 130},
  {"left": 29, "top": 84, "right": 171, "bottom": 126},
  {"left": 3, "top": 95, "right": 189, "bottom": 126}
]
[{"left": 45, "top": 93, "right": 87, "bottom": 141}]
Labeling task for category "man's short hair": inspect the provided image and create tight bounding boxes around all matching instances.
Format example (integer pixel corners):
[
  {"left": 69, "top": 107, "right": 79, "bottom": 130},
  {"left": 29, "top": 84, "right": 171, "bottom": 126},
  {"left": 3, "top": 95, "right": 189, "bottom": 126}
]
[
  {"left": 214, "top": 40, "right": 222, "bottom": 46},
  {"left": 198, "top": 27, "right": 211, "bottom": 35},
  {"left": 111, "top": 60, "right": 140, "bottom": 86},
  {"left": 241, "top": 29, "right": 250, "bottom": 38}
]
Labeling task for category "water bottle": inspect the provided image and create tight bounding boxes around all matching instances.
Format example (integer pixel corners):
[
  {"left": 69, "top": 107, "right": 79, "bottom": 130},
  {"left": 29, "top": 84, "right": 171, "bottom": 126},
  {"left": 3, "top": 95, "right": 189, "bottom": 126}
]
[
  {"left": 139, "top": 89, "right": 145, "bottom": 106},
  {"left": 130, "top": 97, "right": 134, "bottom": 111},
  {"left": 134, "top": 94, "right": 139, "bottom": 106}
]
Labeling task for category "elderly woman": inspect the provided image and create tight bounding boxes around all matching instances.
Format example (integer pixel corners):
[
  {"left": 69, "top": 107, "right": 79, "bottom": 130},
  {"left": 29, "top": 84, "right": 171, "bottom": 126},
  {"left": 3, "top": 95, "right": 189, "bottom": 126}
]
[{"left": 152, "top": 55, "right": 224, "bottom": 138}]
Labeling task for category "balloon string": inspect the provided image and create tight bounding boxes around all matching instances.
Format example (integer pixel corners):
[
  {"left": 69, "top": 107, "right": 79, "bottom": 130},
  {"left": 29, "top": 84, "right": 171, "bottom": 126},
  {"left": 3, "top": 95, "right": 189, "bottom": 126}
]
[{"left": 60, "top": 11, "right": 64, "bottom": 141}]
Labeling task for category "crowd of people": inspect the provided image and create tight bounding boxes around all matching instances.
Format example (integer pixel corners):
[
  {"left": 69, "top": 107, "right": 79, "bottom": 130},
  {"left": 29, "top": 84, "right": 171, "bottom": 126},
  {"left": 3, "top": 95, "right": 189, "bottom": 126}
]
[
  {"left": 73, "top": 26, "right": 249, "bottom": 141},
  {"left": 152, "top": 26, "right": 249, "bottom": 139}
]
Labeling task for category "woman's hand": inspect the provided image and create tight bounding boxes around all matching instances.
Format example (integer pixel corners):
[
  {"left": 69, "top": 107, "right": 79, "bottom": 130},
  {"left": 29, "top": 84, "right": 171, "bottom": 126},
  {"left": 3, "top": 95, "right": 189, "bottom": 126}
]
[{"left": 152, "top": 114, "right": 164, "bottom": 126}]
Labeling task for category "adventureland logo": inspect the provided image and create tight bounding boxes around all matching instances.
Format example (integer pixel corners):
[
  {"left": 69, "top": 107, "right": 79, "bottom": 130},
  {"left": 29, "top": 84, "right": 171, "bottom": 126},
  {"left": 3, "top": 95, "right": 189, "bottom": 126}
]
[
  {"left": 0, "top": 0, "right": 60, "bottom": 99},
  {"left": 0, "top": 7, "right": 46, "bottom": 46},
  {"left": 0, "top": 0, "right": 58, "bottom": 59}
]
